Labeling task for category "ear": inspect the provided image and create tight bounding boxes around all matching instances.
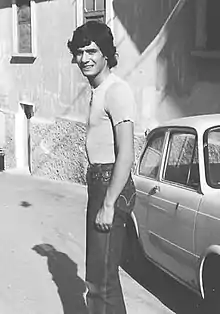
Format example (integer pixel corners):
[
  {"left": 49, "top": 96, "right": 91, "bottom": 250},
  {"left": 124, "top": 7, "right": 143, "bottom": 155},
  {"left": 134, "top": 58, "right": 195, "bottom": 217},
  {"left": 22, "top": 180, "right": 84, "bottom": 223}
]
[
  {"left": 104, "top": 56, "right": 109, "bottom": 66},
  {"left": 115, "top": 52, "right": 119, "bottom": 61}
]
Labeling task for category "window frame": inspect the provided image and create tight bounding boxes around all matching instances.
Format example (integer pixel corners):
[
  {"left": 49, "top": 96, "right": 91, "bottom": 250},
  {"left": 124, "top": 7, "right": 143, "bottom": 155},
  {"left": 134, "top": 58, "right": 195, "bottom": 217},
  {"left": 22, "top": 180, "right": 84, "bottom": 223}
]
[
  {"left": 83, "top": 0, "right": 106, "bottom": 23},
  {"left": 137, "top": 128, "right": 167, "bottom": 180},
  {"left": 76, "top": 0, "right": 114, "bottom": 30},
  {"left": 11, "top": 0, "right": 37, "bottom": 62},
  {"left": 203, "top": 125, "right": 220, "bottom": 189},
  {"left": 161, "top": 128, "right": 200, "bottom": 190}
]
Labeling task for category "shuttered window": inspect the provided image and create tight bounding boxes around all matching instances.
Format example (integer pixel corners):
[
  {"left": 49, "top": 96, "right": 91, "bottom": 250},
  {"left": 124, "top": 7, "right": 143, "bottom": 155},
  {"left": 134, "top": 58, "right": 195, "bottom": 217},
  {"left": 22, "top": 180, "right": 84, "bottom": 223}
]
[
  {"left": 12, "top": 0, "right": 36, "bottom": 60},
  {"left": 84, "top": 0, "right": 106, "bottom": 22},
  {"left": 17, "top": 0, "right": 32, "bottom": 53}
]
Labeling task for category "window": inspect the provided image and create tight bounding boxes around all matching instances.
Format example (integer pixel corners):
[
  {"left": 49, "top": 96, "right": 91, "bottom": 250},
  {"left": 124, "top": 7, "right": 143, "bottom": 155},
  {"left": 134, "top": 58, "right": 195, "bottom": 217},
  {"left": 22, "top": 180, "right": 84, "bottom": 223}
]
[
  {"left": 76, "top": 0, "right": 113, "bottom": 30},
  {"left": 164, "top": 132, "right": 199, "bottom": 189},
  {"left": 194, "top": 0, "right": 220, "bottom": 54},
  {"left": 12, "top": 0, "right": 36, "bottom": 57},
  {"left": 17, "top": 0, "right": 31, "bottom": 53},
  {"left": 139, "top": 132, "right": 165, "bottom": 179},
  {"left": 84, "top": 0, "right": 106, "bottom": 22},
  {"left": 204, "top": 127, "right": 220, "bottom": 188}
]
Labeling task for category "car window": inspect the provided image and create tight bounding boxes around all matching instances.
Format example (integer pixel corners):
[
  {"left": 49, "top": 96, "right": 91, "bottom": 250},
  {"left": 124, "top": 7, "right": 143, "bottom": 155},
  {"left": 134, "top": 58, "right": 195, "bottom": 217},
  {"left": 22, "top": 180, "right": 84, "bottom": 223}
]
[
  {"left": 139, "top": 132, "right": 165, "bottom": 179},
  {"left": 205, "top": 127, "right": 220, "bottom": 188},
  {"left": 164, "top": 132, "right": 199, "bottom": 189}
]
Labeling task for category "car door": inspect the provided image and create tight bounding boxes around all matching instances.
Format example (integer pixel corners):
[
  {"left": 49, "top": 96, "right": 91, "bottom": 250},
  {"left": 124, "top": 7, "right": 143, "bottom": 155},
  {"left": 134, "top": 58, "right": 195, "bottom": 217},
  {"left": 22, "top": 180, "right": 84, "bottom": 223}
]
[
  {"left": 146, "top": 129, "right": 202, "bottom": 288},
  {"left": 134, "top": 129, "right": 167, "bottom": 259}
]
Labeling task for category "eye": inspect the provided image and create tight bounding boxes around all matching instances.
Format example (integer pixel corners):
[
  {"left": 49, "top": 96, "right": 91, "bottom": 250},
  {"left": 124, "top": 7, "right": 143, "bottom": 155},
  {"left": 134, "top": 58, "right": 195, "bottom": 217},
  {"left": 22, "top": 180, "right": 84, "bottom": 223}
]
[
  {"left": 75, "top": 50, "right": 83, "bottom": 56},
  {"left": 87, "top": 49, "right": 97, "bottom": 55}
]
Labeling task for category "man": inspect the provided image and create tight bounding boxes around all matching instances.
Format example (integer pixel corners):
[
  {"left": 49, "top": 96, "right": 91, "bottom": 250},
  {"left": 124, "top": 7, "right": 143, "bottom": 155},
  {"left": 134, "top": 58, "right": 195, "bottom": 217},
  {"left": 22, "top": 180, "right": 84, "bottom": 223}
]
[{"left": 67, "top": 21, "right": 136, "bottom": 314}]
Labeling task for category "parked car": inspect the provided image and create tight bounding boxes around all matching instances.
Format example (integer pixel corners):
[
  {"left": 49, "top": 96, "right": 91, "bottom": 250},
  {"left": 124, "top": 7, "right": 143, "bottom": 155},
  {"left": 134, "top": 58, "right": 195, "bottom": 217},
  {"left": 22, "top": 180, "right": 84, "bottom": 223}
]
[{"left": 129, "top": 114, "right": 220, "bottom": 311}]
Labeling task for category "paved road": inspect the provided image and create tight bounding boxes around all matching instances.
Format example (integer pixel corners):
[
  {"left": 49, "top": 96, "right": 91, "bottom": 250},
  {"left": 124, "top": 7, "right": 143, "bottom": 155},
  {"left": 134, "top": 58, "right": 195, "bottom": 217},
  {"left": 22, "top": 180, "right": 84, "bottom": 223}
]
[{"left": 0, "top": 171, "right": 200, "bottom": 313}]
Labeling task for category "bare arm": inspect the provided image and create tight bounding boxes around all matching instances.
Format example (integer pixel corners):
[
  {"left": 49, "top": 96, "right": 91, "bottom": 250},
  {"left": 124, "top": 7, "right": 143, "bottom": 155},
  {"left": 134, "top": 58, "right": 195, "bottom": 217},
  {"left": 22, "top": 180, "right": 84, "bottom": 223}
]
[
  {"left": 104, "top": 121, "right": 134, "bottom": 207},
  {"left": 95, "top": 121, "right": 134, "bottom": 231}
]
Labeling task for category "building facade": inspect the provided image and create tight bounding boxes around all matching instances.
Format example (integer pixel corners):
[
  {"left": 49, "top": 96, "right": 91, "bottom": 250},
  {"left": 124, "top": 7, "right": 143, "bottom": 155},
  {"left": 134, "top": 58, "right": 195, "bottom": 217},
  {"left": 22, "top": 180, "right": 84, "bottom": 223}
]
[{"left": 0, "top": 0, "right": 220, "bottom": 182}]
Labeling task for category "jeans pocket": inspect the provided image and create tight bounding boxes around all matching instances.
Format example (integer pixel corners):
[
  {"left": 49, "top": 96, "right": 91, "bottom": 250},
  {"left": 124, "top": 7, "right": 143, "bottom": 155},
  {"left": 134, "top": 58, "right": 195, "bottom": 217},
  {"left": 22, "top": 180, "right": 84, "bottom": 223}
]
[{"left": 115, "top": 179, "right": 136, "bottom": 213}]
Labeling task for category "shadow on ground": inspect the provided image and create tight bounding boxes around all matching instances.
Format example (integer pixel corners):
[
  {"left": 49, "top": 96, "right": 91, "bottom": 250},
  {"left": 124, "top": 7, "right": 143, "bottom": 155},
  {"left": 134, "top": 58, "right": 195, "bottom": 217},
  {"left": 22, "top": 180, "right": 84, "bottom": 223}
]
[
  {"left": 32, "top": 244, "right": 88, "bottom": 314},
  {"left": 121, "top": 222, "right": 201, "bottom": 314}
]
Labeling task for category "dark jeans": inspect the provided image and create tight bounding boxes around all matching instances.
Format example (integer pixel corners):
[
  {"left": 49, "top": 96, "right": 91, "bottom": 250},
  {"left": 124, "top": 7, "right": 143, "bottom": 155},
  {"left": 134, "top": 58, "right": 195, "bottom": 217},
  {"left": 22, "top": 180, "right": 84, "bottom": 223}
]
[{"left": 86, "top": 163, "right": 136, "bottom": 314}]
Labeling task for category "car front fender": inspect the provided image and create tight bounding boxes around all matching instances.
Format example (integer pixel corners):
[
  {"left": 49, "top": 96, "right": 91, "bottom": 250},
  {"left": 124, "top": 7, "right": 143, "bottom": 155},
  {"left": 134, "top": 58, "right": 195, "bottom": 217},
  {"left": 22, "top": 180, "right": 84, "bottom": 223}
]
[
  {"left": 199, "top": 245, "right": 220, "bottom": 298},
  {"left": 130, "top": 211, "right": 140, "bottom": 238}
]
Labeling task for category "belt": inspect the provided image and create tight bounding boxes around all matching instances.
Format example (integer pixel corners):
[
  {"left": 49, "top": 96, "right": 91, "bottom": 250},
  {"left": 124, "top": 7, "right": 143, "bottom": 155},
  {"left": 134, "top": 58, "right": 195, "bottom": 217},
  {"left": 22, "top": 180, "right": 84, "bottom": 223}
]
[
  {"left": 87, "top": 163, "right": 114, "bottom": 181},
  {"left": 88, "top": 163, "right": 114, "bottom": 173}
]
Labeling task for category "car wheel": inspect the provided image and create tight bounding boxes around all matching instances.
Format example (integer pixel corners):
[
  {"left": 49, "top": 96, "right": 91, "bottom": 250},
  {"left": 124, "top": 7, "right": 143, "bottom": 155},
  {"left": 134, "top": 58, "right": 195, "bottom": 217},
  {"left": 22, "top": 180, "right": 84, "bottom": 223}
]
[
  {"left": 121, "top": 215, "right": 158, "bottom": 287},
  {"left": 199, "top": 254, "right": 220, "bottom": 314}
]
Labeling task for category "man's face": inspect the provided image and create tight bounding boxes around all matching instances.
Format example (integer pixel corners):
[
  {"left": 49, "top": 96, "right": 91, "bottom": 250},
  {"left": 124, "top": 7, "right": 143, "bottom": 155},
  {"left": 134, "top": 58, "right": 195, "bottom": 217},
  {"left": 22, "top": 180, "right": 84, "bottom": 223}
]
[{"left": 75, "top": 41, "right": 108, "bottom": 78}]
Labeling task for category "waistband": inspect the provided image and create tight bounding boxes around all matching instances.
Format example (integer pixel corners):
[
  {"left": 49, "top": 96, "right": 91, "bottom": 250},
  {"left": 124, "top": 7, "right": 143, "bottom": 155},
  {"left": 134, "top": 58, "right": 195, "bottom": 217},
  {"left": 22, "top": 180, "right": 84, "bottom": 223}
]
[{"left": 88, "top": 163, "right": 114, "bottom": 173}]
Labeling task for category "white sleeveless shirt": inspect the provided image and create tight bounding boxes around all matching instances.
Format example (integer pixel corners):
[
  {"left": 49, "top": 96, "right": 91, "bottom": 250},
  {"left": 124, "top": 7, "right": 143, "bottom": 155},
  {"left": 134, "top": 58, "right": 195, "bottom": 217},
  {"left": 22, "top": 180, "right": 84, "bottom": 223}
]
[{"left": 86, "top": 73, "right": 135, "bottom": 164}]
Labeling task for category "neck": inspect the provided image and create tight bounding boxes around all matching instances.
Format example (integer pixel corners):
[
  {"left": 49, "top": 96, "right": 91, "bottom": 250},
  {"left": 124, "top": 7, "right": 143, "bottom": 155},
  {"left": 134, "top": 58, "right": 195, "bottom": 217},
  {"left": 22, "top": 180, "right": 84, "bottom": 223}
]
[{"left": 88, "top": 67, "right": 111, "bottom": 89}]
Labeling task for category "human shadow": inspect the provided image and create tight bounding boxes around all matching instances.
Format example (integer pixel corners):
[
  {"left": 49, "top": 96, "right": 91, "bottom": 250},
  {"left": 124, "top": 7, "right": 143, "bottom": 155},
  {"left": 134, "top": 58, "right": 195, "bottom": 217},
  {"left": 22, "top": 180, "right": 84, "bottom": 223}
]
[
  {"left": 32, "top": 244, "right": 88, "bottom": 314},
  {"left": 113, "top": 0, "right": 177, "bottom": 54},
  {"left": 0, "top": 0, "right": 11, "bottom": 9},
  {"left": 157, "top": 0, "right": 196, "bottom": 100},
  {"left": 121, "top": 220, "right": 201, "bottom": 314}
]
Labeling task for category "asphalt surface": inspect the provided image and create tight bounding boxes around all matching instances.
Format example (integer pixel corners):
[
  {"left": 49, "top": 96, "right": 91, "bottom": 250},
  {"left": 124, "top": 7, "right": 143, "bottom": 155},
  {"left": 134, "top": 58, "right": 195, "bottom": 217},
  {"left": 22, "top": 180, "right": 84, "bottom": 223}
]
[{"left": 0, "top": 171, "right": 200, "bottom": 313}]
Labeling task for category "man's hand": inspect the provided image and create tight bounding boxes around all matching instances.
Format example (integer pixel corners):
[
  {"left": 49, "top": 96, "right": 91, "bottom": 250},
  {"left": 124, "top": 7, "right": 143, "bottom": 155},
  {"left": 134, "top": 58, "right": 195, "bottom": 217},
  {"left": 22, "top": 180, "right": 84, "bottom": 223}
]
[{"left": 95, "top": 203, "right": 115, "bottom": 232}]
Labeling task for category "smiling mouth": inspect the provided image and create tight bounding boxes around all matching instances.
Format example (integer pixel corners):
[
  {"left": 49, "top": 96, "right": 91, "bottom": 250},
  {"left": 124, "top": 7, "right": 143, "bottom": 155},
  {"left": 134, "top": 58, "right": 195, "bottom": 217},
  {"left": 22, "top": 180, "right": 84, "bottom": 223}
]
[{"left": 81, "top": 65, "right": 93, "bottom": 70}]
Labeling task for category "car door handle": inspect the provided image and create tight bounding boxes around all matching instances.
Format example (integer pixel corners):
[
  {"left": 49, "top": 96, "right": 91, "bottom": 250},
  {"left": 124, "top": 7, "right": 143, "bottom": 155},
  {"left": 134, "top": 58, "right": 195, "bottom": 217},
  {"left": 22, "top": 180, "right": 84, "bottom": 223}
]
[
  {"left": 175, "top": 202, "right": 180, "bottom": 210},
  {"left": 149, "top": 185, "right": 160, "bottom": 195}
]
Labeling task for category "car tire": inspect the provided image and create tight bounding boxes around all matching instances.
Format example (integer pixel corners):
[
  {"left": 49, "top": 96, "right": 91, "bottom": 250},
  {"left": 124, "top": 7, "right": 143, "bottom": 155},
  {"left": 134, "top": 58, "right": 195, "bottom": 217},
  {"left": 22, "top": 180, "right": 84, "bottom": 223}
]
[
  {"left": 199, "top": 254, "right": 220, "bottom": 314},
  {"left": 197, "top": 291, "right": 220, "bottom": 314}
]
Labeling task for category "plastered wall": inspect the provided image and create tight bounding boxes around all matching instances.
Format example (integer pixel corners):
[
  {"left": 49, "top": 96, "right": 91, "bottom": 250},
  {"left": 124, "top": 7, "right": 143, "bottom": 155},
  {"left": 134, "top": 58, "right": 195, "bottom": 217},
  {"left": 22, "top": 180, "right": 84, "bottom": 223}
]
[{"left": 0, "top": 0, "right": 220, "bottom": 180}]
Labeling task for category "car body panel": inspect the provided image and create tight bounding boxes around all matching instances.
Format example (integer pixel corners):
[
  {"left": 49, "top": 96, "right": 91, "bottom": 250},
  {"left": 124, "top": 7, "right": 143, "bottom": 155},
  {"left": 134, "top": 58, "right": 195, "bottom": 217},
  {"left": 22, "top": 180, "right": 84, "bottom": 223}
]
[
  {"left": 147, "top": 181, "right": 201, "bottom": 287},
  {"left": 134, "top": 176, "right": 202, "bottom": 289},
  {"left": 134, "top": 175, "right": 158, "bottom": 256},
  {"left": 195, "top": 192, "right": 220, "bottom": 257}
]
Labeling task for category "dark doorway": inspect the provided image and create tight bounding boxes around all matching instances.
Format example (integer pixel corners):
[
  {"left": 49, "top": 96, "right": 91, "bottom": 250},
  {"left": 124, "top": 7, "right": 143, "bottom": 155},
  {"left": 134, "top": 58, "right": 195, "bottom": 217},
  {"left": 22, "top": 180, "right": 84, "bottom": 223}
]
[{"left": 206, "top": 0, "right": 220, "bottom": 50}]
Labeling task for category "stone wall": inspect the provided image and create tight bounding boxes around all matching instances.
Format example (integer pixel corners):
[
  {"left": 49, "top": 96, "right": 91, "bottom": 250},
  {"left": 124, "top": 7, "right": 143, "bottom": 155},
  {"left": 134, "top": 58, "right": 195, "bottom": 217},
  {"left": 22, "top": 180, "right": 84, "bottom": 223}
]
[
  {"left": 5, "top": 113, "right": 16, "bottom": 169},
  {"left": 30, "top": 118, "right": 145, "bottom": 185},
  {"left": 31, "top": 119, "right": 88, "bottom": 184}
]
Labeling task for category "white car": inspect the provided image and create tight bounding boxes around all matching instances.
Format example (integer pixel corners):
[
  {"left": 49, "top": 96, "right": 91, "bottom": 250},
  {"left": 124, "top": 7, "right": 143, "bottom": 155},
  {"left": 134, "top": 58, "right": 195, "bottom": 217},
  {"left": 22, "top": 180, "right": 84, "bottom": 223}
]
[{"left": 129, "top": 114, "right": 220, "bottom": 312}]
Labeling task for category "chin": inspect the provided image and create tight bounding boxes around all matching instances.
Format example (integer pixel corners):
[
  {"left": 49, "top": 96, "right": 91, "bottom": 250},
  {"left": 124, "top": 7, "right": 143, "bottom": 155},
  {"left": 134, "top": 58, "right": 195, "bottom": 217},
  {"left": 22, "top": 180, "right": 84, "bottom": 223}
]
[{"left": 82, "top": 71, "right": 96, "bottom": 78}]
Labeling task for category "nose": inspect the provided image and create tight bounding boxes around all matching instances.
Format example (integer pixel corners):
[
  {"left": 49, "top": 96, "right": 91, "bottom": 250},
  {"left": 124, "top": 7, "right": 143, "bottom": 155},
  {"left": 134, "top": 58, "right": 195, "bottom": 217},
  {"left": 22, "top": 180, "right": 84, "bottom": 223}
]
[{"left": 81, "top": 51, "right": 89, "bottom": 63}]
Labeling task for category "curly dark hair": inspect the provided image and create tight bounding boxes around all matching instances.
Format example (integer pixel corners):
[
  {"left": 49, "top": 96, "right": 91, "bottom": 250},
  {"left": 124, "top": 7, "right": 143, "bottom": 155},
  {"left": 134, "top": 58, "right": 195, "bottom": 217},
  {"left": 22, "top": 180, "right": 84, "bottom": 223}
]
[{"left": 67, "top": 21, "right": 117, "bottom": 69}]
